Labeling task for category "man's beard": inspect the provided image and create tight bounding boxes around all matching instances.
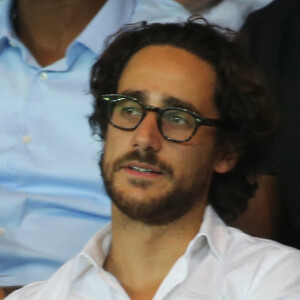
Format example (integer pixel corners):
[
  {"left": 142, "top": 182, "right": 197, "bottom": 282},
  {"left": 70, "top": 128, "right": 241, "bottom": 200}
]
[{"left": 100, "top": 150, "right": 210, "bottom": 226}]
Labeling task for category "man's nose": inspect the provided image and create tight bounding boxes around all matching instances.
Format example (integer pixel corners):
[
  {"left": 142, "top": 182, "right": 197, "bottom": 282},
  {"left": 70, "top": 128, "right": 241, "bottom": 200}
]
[{"left": 131, "top": 112, "right": 162, "bottom": 152}]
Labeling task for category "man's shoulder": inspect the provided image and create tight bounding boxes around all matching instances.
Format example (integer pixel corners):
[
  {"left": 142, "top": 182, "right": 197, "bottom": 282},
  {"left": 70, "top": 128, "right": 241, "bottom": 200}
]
[
  {"left": 225, "top": 225, "right": 300, "bottom": 272},
  {"left": 227, "top": 225, "right": 299, "bottom": 255},
  {"left": 203, "top": 206, "right": 299, "bottom": 265},
  {"left": 5, "top": 258, "right": 77, "bottom": 300},
  {"left": 5, "top": 226, "right": 110, "bottom": 300},
  {"left": 217, "top": 226, "right": 300, "bottom": 297}
]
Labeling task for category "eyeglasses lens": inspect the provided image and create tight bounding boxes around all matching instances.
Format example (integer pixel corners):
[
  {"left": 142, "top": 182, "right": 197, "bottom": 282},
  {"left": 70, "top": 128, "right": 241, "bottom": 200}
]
[
  {"left": 161, "top": 109, "right": 196, "bottom": 141},
  {"left": 109, "top": 98, "right": 143, "bottom": 129}
]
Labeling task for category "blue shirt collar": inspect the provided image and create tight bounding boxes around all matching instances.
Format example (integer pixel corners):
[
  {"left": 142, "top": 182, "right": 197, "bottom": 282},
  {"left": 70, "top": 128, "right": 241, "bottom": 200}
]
[
  {"left": 0, "top": 0, "right": 16, "bottom": 39},
  {"left": 0, "top": 0, "right": 136, "bottom": 56}
]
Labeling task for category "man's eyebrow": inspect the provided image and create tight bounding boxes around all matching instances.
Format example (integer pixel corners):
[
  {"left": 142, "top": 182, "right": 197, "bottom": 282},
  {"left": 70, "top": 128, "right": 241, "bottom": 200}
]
[
  {"left": 163, "top": 96, "right": 200, "bottom": 114},
  {"left": 121, "top": 90, "right": 147, "bottom": 102},
  {"left": 120, "top": 90, "right": 200, "bottom": 114}
]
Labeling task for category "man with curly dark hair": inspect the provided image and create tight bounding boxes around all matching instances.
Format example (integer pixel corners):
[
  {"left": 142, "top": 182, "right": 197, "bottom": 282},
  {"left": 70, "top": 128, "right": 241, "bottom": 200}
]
[{"left": 7, "top": 20, "right": 300, "bottom": 300}]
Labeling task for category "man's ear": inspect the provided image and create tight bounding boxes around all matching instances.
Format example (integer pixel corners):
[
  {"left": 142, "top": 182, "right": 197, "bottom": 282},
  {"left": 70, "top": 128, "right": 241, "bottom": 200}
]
[{"left": 214, "top": 147, "right": 239, "bottom": 174}]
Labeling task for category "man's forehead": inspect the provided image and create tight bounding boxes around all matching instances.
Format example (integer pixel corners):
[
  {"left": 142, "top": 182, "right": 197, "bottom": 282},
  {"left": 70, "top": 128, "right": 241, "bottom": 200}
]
[{"left": 117, "top": 45, "right": 219, "bottom": 118}]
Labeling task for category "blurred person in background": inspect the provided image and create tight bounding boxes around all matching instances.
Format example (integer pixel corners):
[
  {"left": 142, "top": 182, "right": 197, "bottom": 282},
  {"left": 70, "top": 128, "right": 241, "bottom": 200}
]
[{"left": 234, "top": 0, "right": 300, "bottom": 249}]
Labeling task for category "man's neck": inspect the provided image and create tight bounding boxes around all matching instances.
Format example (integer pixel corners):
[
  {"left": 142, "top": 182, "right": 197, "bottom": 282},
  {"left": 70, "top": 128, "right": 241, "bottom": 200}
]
[
  {"left": 15, "top": 0, "right": 107, "bottom": 66},
  {"left": 104, "top": 203, "right": 206, "bottom": 300}
]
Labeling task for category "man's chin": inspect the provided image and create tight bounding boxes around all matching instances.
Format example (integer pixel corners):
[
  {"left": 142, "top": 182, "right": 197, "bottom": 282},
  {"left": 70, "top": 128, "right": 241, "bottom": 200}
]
[
  {"left": 108, "top": 183, "right": 198, "bottom": 226},
  {"left": 114, "top": 179, "right": 174, "bottom": 206},
  {"left": 127, "top": 178, "right": 154, "bottom": 189},
  {"left": 101, "top": 162, "right": 202, "bottom": 225},
  {"left": 112, "top": 198, "right": 175, "bottom": 226},
  {"left": 114, "top": 172, "right": 172, "bottom": 196}
]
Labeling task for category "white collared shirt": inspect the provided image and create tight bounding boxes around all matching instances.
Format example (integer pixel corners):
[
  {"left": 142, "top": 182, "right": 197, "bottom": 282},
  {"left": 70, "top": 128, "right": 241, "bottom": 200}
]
[{"left": 6, "top": 206, "right": 300, "bottom": 299}]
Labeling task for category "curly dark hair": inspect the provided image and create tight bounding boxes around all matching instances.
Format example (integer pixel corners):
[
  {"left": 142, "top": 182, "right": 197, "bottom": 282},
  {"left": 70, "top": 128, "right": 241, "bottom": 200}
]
[{"left": 89, "top": 20, "right": 277, "bottom": 222}]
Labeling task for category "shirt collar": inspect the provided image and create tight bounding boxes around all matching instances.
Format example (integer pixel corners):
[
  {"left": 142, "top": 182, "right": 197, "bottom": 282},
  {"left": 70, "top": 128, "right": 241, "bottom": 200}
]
[
  {"left": 72, "top": 205, "right": 229, "bottom": 278},
  {"left": 74, "top": 0, "right": 136, "bottom": 55},
  {"left": 0, "top": 0, "right": 15, "bottom": 41},
  {"left": 186, "top": 205, "right": 229, "bottom": 261},
  {"left": 0, "top": 0, "right": 136, "bottom": 56},
  {"left": 73, "top": 223, "right": 112, "bottom": 278}
]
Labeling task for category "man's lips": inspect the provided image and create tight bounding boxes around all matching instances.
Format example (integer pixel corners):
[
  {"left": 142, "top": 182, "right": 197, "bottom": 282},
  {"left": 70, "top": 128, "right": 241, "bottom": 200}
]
[
  {"left": 111, "top": 150, "right": 174, "bottom": 178},
  {"left": 120, "top": 162, "right": 163, "bottom": 178}
]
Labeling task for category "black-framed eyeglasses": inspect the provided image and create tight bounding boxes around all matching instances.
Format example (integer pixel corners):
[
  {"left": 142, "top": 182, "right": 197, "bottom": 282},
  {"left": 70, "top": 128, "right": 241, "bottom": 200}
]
[{"left": 101, "top": 94, "right": 222, "bottom": 143}]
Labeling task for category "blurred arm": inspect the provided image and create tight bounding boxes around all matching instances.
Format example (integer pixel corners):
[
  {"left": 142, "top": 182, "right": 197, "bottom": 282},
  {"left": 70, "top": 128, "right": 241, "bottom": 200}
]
[{"left": 0, "top": 287, "right": 5, "bottom": 300}]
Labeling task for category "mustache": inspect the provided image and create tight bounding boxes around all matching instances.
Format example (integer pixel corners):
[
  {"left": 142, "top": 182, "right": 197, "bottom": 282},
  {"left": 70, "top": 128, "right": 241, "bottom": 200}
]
[{"left": 112, "top": 150, "right": 174, "bottom": 176}]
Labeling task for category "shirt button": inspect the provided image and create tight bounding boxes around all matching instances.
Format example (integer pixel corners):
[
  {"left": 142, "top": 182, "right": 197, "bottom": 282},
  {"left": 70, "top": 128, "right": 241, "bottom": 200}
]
[
  {"left": 9, "top": 39, "right": 16, "bottom": 47},
  {"left": 0, "top": 227, "right": 6, "bottom": 236},
  {"left": 39, "top": 72, "right": 48, "bottom": 80},
  {"left": 22, "top": 135, "right": 32, "bottom": 143}
]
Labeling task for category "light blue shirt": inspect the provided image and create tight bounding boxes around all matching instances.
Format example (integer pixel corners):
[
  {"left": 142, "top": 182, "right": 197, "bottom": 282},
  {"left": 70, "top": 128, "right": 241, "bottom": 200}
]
[
  {"left": 186, "top": 0, "right": 274, "bottom": 31},
  {"left": 0, "top": 0, "right": 191, "bottom": 286}
]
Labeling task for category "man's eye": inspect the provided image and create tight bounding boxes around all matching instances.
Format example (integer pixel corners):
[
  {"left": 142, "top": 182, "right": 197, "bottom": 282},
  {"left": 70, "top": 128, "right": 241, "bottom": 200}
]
[
  {"left": 163, "top": 111, "right": 194, "bottom": 129},
  {"left": 121, "top": 106, "right": 141, "bottom": 116},
  {"left": 168, "top": 115, "right": 186, "bottom": 124},
  {"left": 165, "top": 112, "right": 188, "bottom": 124}
]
